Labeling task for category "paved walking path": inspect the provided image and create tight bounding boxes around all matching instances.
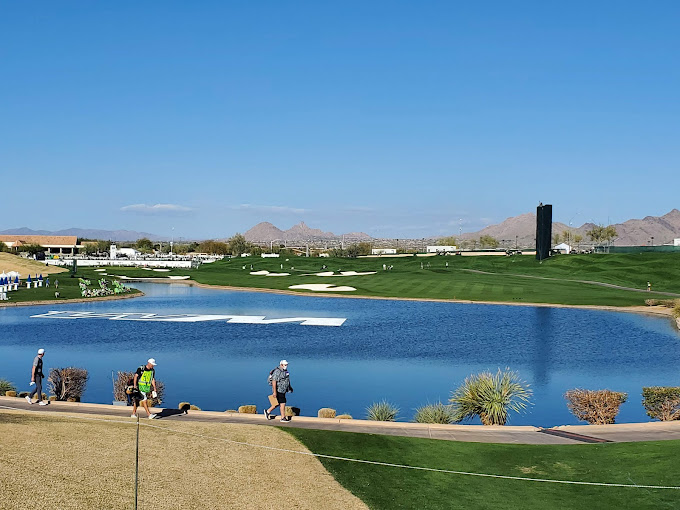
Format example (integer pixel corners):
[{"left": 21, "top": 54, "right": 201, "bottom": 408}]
[{"left": 3, "top": 397, "right": 680, "bottom": 445}]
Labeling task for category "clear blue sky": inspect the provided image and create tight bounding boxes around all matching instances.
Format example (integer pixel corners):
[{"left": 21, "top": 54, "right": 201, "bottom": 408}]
[{"left": 2, "top": 2, "right": 678, "bottom": 239}]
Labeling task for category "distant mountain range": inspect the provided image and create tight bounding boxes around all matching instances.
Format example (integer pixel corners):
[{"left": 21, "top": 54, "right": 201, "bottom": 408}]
[
  {"left": 0, "top": 227, "right": 164, "bottom": 242},
  {"left": 4, "top": 209, "right": 679, "bottom": 246},
  {"left": 459, "top": 209, "right": 680, "bottom": 247},
  {"left": 244, "top": 221, "right": 372, "bottom": 243}
]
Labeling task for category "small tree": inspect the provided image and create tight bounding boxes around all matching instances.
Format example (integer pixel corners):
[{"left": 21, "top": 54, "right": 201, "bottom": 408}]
[
  {"left": 228, "top": 233, "right": 249, "bottom": 256},
  {"left": 642, "top": 387, "right": 680, "bottom": 421},
  {"left": 48, "top": 367, "right": 88, "bottom": 401},
  {"left": 479, "top": 235, "right": 499, "bottom": 249},
  {"left": 564, "top": 389, "right": 627, "bottom": 424},
  {"left": 449, "top": 369, "right": 532, "bottom": 425},
  {"left": 346, "top": 244, "right": 359, "bottom": 258},
  {"left": 136, "top": 238, "right": 154, "bottom": 253}
]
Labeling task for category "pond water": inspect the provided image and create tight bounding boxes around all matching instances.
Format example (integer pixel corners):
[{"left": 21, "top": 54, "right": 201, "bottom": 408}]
[{"left": 1, "top": 283, "right": 678, "bottom": 426}]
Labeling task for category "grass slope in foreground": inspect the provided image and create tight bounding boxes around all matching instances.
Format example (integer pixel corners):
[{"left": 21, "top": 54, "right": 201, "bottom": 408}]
[
  {"left": 179, "top": 253, "right": 680, "bottom": 306},
  {"left": 288, "top": 428, "right": 680, "bottom": 510}
]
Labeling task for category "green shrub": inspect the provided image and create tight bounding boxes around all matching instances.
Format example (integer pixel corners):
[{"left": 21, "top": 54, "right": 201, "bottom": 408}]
[
  {"left": 642, "top": 387, "right": 680, "bottom": 421},
  {"left": 449, "top": 368, "right": 532, "bottom": 425},
  {"left": 317, "top": 408, "right": 337, "bottom": 418},
  {"left": 0, "top": 379, "right": 16, "bottom": 394},
  {"left": 565, "top": 389, "right": 627, "bottom": 424},
  {"left": 413, "top": 402, "right": 456, "bottom": 424},
  {"left": 336, "top": 414, "right": 353, "bottom": 420},
  {"left": 5, "top": 390, "right": 17, "bottom": 397},
  {"left": 238, "top": 405, "right": 257, "bottom": 414},
  {"left": 366, "top": 400, "right": 399, "bottom": 421}
]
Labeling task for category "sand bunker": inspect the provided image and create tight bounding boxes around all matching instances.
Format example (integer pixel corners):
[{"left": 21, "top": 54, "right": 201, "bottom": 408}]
[
  {"left": 153, "top": 269, "right": 171, "bottom": 272},
  {"left": 301, "top": 271, "right": 376, "bottom": 277},
  {"left": 167, "top": 276, "right": 191, "bottom": 280},
  {"left": 250, "top": 270, "right": 291, "bottom": 277},
  {"left": 94, "top": 269, "right": 106, "bottom": 272},
  {"left": 289, "top": 284, "right": 356, "bottom": 292}
]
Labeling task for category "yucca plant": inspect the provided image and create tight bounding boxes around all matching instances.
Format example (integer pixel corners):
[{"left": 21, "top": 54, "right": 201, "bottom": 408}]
[
  {"left": 0, "top": 379, "right": 16, "bottom": 395},
  {"left": 413, "top": 402, "right": 456, "bottom": 424},
  {"left": 449, "top": 368, "right": 532, "bottom": 425},
  {"left": 366, "top": 400, "right": 399, "bottom": 421}
]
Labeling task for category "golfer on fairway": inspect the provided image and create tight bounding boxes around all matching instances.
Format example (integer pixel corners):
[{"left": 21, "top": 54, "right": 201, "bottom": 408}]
[{"left": 132, "top": 358, "right": 159, "bottom": 419}]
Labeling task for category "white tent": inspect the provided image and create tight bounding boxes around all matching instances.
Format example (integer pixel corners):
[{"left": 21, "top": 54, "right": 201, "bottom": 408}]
[{"left": 554, "top": 243, "right": 572, "bottom": 254}]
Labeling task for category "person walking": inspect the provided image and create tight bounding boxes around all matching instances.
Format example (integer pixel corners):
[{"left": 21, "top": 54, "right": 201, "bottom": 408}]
[
  {"left": 27, "top": 348, "right": 48, "bottom": 406},
  {"left": 131, "top": 358, "right": 159, "bottom": 419},
  {"left": 264, "top": 360, "right": 293, "bottom": 422}
]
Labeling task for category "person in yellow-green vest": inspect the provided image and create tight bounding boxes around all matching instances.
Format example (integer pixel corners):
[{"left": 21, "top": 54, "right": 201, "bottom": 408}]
[{"left": 131, "top": 358, "right": 159, "bottom": 419}]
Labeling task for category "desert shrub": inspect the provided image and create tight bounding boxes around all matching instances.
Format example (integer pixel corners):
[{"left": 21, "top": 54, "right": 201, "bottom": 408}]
[
  {"left": 113, "top": 370, "right": 164, "bottom": 406},
  {"left": 565, "top": 389, "right": 627, "bottom": 424},
  {"left": 225, "top": 409, "right": 237, "bottom": 413},
  {"left": 366, "top": 400, "right": 399, "bottom": 421},
  {"left": 48, "top": 367, "right": 88, "bottom": 401},
  {"left": 190, "top": 405, "right": 201, "bottom": 411},
  {"left": 0, "top": 379, "right": 16, "bottom": 394},
  {"left": 337, "top": 414, "right": 353, "bottom": 420},
  {"left": 642, "top": 387, "right": 680, "bottom": 421},
  {"left": 66, "top": 397, "right": 80, "bottom": 402},
  {"left": 178, "top": 402, "right": 191, "bottom": 412},
  {"left": 238, "top": 405, "right": 257, "bottom": 414},
  {"left": 672, "top": 303, "right": 680, "bottom": 320},
  {"left": 413, "top": 402, "right": 456, "bottom": 424},
  {"left": 19, "top": 392, "right": 29, "bottom": 398},
  {"left": 6, "top": 391, "right": 17, "bottom": 397},
  {"left": 318, "top": 408, "right": 337, "bottom": 418},
  {"left": 449, "top": 368, "right": 532, "bottom": 426},
  {"left": 645, "top": 299, "right": 660, "bottom": 306},
  {"left": 287, "top": 407, "right": 300, "bottom": 417},
  {"left": 49, "top": 396, "right": 57, "bottom": 401}
]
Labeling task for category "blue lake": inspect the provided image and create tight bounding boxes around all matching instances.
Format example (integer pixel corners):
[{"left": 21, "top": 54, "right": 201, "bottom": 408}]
[{"left": 1, "top": 283, "right": 679, "bottom": 426}]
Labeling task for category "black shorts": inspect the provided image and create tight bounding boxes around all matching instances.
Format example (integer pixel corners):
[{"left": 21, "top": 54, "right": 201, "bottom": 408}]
[{"left": 276, "top": 392, "right": 287, "bottom": 404}]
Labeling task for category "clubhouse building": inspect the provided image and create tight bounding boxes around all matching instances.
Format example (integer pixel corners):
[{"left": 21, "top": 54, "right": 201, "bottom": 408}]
[{"left": 0, "top": 235, "right": 80, "bottom": 255}]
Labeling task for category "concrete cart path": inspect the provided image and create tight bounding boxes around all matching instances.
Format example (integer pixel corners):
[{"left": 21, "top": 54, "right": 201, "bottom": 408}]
[{"left": 3, "top": 397, "right": 680, "bottom": 445}]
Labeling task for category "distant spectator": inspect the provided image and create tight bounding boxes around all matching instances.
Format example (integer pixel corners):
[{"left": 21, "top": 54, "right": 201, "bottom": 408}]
[
  {"left": 45, "top": 277, "right": 50, "bottom": 288},
  {"left": 647, "top": 281, "right": 652, "bottom": 292},
  {"left": 264, "top": 360, "right": 293, "bottom": 422}
]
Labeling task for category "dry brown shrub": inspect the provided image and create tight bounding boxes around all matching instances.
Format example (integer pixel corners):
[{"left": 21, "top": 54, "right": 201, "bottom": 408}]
[
  {"left": 48, "top": 367, "right": 88, "bottom": 401},
  {"left": 238, "top": 405, "right": 257, "bottom": 414},
  {"left": 564, "top": 389, "right": 627, "bottom": 424},
  {"left": 336, "top": 414, "right": 353, "bottom": 420},
  {"left": 317, "top": 408, "right": 337, "bottom": 418},
  {"left": 5, "top": 391, "right": 17, "bottom": 397}
]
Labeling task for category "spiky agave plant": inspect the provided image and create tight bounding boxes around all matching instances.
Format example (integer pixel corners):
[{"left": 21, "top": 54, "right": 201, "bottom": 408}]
[{"left": 449, "top": 369, "right": 532, "bottom": 425}]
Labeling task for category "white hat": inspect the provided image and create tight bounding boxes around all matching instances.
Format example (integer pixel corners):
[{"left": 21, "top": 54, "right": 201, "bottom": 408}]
[
  {"left": 280, "top": 359, "right": 288, "bottom": 366},
  {"left": 147, "top": 358, "right": 157, "bottom": 366},
  {"left": 37, "top": 348, "right": 45, "bottom": 355}
]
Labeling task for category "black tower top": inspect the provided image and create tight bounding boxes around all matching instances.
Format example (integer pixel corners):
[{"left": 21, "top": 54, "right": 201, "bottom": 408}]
[{"left": 536, "top": 204, "right": 552, "bottom": 261}]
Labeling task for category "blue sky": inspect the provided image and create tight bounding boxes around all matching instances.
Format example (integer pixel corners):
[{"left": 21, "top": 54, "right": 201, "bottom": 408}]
[{"left": 2, "top": 2, "right": 678, "bottom": 239}]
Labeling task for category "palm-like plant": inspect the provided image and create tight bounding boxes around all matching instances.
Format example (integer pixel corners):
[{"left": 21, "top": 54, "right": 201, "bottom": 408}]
[{"left": 449, "top": 369, "right": 532, "bottom": 425}]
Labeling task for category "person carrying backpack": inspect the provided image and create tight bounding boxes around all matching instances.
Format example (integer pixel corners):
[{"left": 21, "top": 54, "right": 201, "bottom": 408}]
[
  {"left": 131, "top": 358, "right": 159, "bottom": 419},
  {"left": 264, "top": 360, "right": 293, "bottom": 422}
]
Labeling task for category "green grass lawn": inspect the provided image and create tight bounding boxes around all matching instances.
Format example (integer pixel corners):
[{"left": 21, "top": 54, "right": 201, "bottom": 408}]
[
  {"left": 50, "top": 253, "right": 680, "bottom": 307},
  {"left": 3, "top": 269, "right": 140, "bottom": 303},
  {"left": 182, "top": 253, "right": 680, "bottom": 306},
  {"left": 288, "top": 428, "right": 680, "bottom": 510}
]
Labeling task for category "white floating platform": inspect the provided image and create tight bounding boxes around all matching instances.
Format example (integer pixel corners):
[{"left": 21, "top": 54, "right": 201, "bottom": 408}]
[{"left": 31, "top": 310, "right": 346, "bottom": 327}]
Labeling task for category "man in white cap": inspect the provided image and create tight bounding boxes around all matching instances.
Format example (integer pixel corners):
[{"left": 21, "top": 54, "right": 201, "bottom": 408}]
[
  {"left": 131, "top": 358, "right": 159, "bottom": 419},
  {"left": 264, "top": 360, "right": 294, "bottom": 422},
  {"left": 27, "top": 348, "right": 48, "bottom": 406}
]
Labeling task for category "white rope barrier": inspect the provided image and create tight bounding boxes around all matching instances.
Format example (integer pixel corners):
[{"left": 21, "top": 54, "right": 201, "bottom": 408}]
[{"left": 2, "top": 405, "right": 678, "bottom": 490}]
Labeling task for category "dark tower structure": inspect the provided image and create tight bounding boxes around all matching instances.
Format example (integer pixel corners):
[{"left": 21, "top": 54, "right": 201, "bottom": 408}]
[{"left": 536, "top": 203, "right": 552, "bottom": 261}]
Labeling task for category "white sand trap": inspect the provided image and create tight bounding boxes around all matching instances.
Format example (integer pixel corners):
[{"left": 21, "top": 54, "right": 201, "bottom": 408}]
[
  {"left": 250, "top": 270, "right": 270, "bottom": 275},
  {"left": 310, "top": 271, "right": 377, "bottom": 277},
  {"left": 94, "top": 268, "right": 106, "bottom": 272},
  {"left": 289, "top": 284, "right": 356, "bottom": 292},
  {"left": 153, "top": 268, "right": 171, "bottom": 272},
  {"left": 266, "top": 273, "right": 290, "bottom": 277},
  {"left": 142, "top": 268, "right": 153, "bottom": 271},
  {"left": 168, "top": 275, "right": 191, "bottom": 280}
]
